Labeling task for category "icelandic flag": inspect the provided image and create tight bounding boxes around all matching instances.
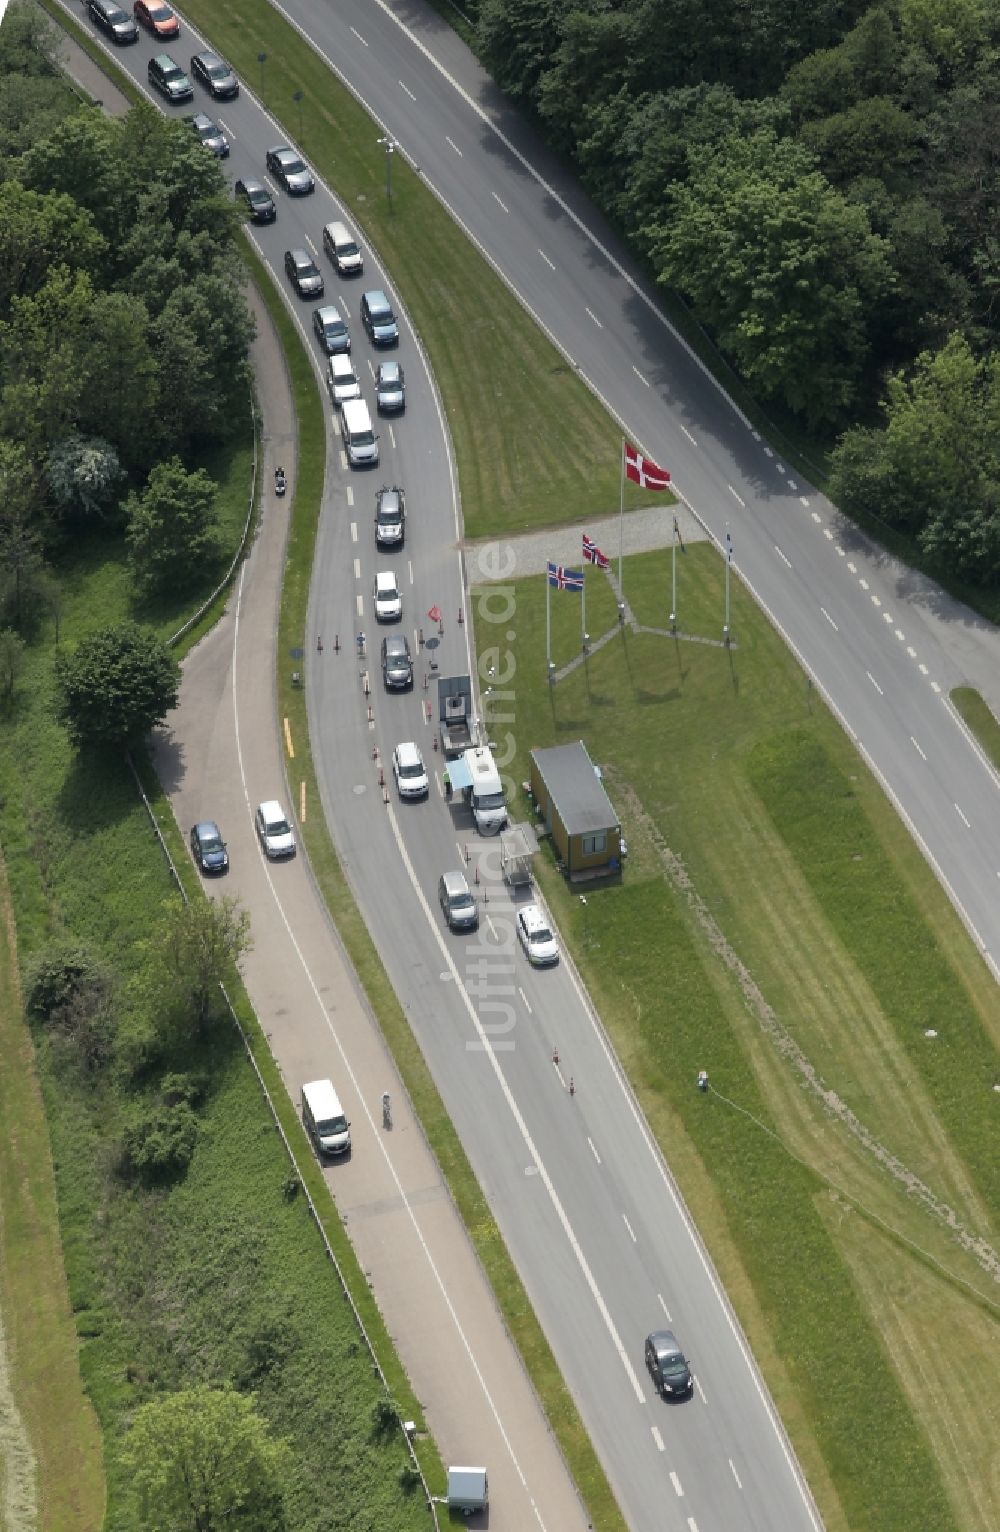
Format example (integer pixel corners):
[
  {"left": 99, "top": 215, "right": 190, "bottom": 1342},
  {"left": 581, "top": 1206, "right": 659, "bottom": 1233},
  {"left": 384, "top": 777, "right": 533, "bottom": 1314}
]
[{"left": 547, "top": 562, "right": 584, "bottom": 592}]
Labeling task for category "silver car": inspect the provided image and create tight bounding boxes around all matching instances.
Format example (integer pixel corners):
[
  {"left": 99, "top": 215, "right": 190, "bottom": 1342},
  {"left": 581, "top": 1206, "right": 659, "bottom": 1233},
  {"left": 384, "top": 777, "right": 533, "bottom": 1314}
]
[{"left": 375, "top": 361, "right": 405, "bottom": 413}]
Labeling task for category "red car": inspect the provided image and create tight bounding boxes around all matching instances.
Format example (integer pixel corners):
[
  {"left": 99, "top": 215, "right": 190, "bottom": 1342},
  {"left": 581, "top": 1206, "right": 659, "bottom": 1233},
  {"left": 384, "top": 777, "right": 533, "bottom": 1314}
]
[{"left": 133, "top": 0, "right": 179, "bottom": 38}]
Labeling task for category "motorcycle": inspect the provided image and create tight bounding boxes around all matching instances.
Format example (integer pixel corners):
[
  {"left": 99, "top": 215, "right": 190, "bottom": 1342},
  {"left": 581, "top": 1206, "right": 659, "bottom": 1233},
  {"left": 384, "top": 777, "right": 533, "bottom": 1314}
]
[{"left": 274, "top": 466, "right": 287, "bottom": 497}]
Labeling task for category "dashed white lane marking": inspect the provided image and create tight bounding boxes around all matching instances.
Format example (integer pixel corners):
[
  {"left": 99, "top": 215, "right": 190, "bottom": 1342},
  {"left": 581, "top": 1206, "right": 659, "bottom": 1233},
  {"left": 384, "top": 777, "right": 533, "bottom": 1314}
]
[
  {"left": 872, "top": 595, "right": 882, "bottom": 607},
  {"left": 399, "top": 78, "right": 415, "bottom": 100},
  {"left": 933, "top": 681, "right": 942, "bottom": 694},
  {"left": 687, "top": 1520, "right": 699, "bottom": 1532},
  {"left": 658, "top": 1292, "right": 671, "bottom": 1321},
  {"left": 632, "top": 365, "right": 649, "bottom": 387},
  {"left": 492, "top": 191, "right": 508, "bottom": 212},
  {"left": 821, "top": 607, "right": 838, "bottom": 631},
  {"left": 763, "top": 445, "right": 773, "bottom": 457},
  {"left": 919, "top": 663, "right": 929, "bottom": 675},
  {"left": 911, "top": 737, "right": 927, "bottom": 760},
  {"left": 788, "top": 479, "right": 798, "bottom": 491},
  {"left": 836, "top": 546, "right": 845, "bottom": 557},
  {"left": 389, "top": 425, "right": 397, "bottom": 451},
  {"left": 882, "top": 611, "right": 894, "bottom": 624},
  {"left": 859, "top": 578, "right": 868, "bottom": 589},
  {"left": 812, "top": 511, "right": 822, "bottom": 524},
  {"left": 730, "top": 1459, "right": 743, "bottom": 1489},
  {"left": 356, "top": 593, "right": 363, "bottom": 616},
  {"left": 752, "top": 429, "right": 761, "bottom": 440},
  {"left": 587, "top": 1136, "right": 601, "bottom": 1164},
  {"left": 895, "top": 629, "right": 906, "bottom": 642},
  {"left": 445, "top": 135, "right": 463, "bottom": 156},
  {"left": 622, "top": 1213, "right": 637, "bottom": 1243},
  {"left": 867, "top": 671, "right": 883, "bottom": 695},
  {"left": 350, "top": 24, "right": 368, "bottom": 44},
  {"left": 345, "top": 485, "right": 354, "bottom": 506},
  {"left": 518, "top": 985, "right": 532, "bottom": 1013},
  {"left": 339, "top": 449, "right": 348, "bottom": 470},
  {"left": 651, "top": 1426, "right": 665, "bottom": 1453},
  {"left": 955, "top": 804, "right": 971, "bottom": 828},
  {"left": 800, "top": 496, "right": 810, "bottom": 507},
  {"left": 776, "top": 463, "right": 785, "bottom": 474},
  {"left": 353, "top": 558, "right": 361, "bottom": 579},
  {"left": 728, "top": 485, "right": 745, "bottom": 507},
  {"left": 907, "top": 646, "right": 917, "bottom": 658},
  {"left": 695, "top": 1376, "right": 707, "bottom": 1404},
  {"left": 350, "top": 521, "right": 358, "bottom": 543},
  {"left": 681, "top": 424, "right": 697, "bottom": 444},
  {"left": 847, "top": 561, "right": 857, "bottom": 573},
  {"left": 408, "top": 559, "right": 414, "bottom": 584},
  {"left": 775, "top": 545, "right": 792, "bottom": 568},
  {"left": 670, "top": 1471, "right": 684, "bottom": 1497},
  {"left": 823, "top": 528, "right": 833, "bottom": 540},
  {"left": 585, "top": 307, "right": 603, "bottom": 328},
  {"left": 538, "top": 249, "right": 555, "bottom": 270}
]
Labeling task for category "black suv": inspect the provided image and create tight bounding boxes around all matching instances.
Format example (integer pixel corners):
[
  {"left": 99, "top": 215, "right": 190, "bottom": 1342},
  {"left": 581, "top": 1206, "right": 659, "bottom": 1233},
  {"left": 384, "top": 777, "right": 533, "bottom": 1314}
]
[
  {"left": 88, "top": 0, "right": 138, "bottom": 42},
  {"left": 234, "top": 178, "right": 276, "bottom": 224},
  {"left": 190, "top": 50, "right": 239, "bottom": 99},
  {"left": 644, "top": 1331, "right": 692, "bottom": 1398},
  {"left": 381, "top": 634, "right": 413, "bottom": 690},
  {"left": 148, "top": 52, "right": 193, "bottom": 102},
  {"left": 375, "top": 486, "right": 405, "bottom": 549}
]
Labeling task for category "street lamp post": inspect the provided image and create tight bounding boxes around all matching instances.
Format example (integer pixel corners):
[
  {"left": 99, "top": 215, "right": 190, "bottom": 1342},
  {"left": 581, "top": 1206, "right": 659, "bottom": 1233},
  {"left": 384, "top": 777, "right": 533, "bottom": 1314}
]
[
  {"left": 293, "top": 89, "right": 304, "bottom": 144},
  {"left": 377, "top": 135, "right": 398, "bottom": 206}
]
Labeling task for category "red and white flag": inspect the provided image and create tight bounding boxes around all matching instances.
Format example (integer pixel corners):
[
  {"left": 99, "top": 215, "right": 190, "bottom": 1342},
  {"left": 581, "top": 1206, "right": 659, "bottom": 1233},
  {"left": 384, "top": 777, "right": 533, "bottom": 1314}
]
[{"left": 624, "top": 441, "right": 670, "bottom": 491}]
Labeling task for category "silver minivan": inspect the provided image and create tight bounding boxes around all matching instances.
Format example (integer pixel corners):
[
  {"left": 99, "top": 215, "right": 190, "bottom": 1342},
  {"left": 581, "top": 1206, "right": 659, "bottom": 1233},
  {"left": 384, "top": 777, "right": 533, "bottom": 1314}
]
[
  {"left": 341, "top": 397, "right": 379, "bottom": 468},
  {"left": 327, "top": 353, "right": 362, "bottom": 408},
  {"left": 322, "top": 219, "right": 364, "bottom": 276},
  {"left": 301, "top": 1079, "right": 351, "bottom": 1158}
]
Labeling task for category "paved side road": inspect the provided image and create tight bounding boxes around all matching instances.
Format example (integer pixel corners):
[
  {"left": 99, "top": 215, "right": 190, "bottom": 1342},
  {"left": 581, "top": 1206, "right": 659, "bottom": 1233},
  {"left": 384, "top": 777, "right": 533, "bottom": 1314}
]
[{"left": 152, "top": 287, "right": 590, "bottom": 1531}]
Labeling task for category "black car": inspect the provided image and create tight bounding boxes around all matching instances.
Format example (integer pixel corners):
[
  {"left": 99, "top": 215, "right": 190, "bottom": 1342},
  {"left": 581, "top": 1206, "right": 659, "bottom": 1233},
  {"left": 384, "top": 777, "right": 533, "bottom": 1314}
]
[
  {"left": 284, "top": 248, "right": 324, "bottom": 299},
  {"left": 375, "top": 485, "right": 405, "bottom": 549},
  {"left": 644, "top": 1331, "right": 692, "bottom": 1398},
  {"left": 381, "top": 633, "right": 413, "bottom": 690},
  {"left": 312, "top": 305, "right": 350, "bottom": 355},
  {"left": 148, "top": 52, "right": 193, "bottom": 102},
  {"left": 188, "top": 112, "right": 229, "bottom": 157},
  {"left": 190, "top": 50, "right": 239, "bottom": 99},
  {"left": 190, "top": 821, "right": 229, "bottom": 875},
  {"left": 88, "top": 0, "right": 138, "bottom": 43},
  {"left": 234, "top": 177, "right": 276, "bottom": 224},
  {"left": 360, "top": 288, "right": 399, "bottom": 346},
  {"left": 265, "top": 145, "right": 314, "bottom": 195}
]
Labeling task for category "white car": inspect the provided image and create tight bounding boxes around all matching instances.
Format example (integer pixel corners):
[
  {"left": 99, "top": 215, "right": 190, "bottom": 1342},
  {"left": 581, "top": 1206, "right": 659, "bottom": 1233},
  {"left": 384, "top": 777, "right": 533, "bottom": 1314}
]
[
  {"left": 392, "top": 741, "right": 429, "bottom": 799},
  {"left": 373, "top": 570, "right": 402, "bottom": 622},
  {"left": 255, "top": 799, "right": 295, "bottom": 858},
  {"left": 516, "top": 904, "right": 559, "bottom": 966},
  {"left": 327, "top": 353, "right": 362, "bottom": 408}
]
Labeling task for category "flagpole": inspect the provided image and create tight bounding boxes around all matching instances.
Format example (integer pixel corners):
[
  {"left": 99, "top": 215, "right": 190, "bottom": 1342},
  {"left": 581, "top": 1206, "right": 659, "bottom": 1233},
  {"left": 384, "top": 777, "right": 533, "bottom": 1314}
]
[
  {"left": 670, "top": 528, "right": 677, "bottom": 632},
  {"left": 618, "top": 438, "right": 625, "bottom": 622},
  {"left": 582, "top": 568, "right": 588, "bottom": 653},
  {"left": 546, "top": 570, "right": 552, "bottom": 681},
  {"left": 724, "top": 524, "right": 731, "bottom": 646}
]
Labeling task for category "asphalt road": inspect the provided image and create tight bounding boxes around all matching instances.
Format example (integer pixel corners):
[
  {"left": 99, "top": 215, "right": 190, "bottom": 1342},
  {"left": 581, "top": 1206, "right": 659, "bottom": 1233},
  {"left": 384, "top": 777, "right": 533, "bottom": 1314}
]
[
  {"left": 278, "top": 0, "right": 1000, "bottom": 986},
  {"left": 56, "top": 3, "right": 1000, "bottom": 1530}
]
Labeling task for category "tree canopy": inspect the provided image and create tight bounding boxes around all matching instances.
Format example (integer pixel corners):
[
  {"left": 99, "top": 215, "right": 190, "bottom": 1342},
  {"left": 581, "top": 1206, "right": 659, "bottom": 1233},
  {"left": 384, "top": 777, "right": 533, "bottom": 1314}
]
[{"left": 54, "top": 621, "right": 180, "bottom": 748}]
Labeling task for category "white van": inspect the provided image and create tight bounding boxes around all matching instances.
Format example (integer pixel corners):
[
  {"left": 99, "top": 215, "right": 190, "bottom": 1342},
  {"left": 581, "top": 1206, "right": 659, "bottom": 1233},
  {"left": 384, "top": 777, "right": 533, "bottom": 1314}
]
[
  {"left": 322, "top": 219, "right": 363, "bottom": 276},
  {"left": 301, "top": 1079, "right": 351, "bottom": 1158},
  {"left": 463, "top": 745, "right": 507, "bottom": 835},
  {"left": 341, "top": 398, "right": 379, "bottom": 468},
  {"left": 327, "top": 353, "right": 362, "bottom": 408}
]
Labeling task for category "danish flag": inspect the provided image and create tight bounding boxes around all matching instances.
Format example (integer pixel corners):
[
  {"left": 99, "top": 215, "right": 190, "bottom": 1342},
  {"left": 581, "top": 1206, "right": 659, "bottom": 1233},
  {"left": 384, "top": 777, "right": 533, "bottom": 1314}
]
[{"left": 624, "top": 441, "right": 670, "bottom": 491}]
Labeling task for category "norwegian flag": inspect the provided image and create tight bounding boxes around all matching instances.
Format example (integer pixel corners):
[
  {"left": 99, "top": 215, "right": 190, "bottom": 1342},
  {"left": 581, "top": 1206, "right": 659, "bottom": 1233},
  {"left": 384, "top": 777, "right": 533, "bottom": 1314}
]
[
  {"left": 624, "top": 441, "right": 670, "bottom": 491},
  {"left": 582, "top": 535, "right": 610, "bottom": 570},
  {"left": 547, "top": 562, "right": 584, "bottom": 592}
]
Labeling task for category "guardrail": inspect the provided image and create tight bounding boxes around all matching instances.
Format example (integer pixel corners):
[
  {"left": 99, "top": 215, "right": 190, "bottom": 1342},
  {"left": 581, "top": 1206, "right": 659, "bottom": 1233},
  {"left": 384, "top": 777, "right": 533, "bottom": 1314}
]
[{"left": 126, "top": 753, "right": 441, "bottom": 1527}]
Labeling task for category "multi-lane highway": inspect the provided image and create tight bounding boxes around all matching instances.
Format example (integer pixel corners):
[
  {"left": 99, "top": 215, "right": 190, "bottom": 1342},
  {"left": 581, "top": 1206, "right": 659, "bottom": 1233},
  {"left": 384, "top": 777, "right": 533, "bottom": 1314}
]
[{"left": 60, "top": 1, "right": 1000, "bottom": 1529}]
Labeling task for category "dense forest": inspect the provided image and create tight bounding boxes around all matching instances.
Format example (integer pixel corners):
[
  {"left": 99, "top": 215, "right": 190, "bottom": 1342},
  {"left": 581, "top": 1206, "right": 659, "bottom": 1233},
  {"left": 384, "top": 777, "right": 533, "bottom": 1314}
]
[
  {"left": 0, "top": 2, "right": 254, "bottom": 630},
  {"left": 475, "top": 0, "right": 1000, "bottom": 586}
]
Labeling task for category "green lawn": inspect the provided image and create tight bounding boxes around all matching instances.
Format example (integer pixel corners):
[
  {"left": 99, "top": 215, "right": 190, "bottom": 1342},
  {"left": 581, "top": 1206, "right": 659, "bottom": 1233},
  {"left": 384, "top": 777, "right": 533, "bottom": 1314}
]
[{"left": 474, "top": 547, "right": 1000, "bottom": 1532}]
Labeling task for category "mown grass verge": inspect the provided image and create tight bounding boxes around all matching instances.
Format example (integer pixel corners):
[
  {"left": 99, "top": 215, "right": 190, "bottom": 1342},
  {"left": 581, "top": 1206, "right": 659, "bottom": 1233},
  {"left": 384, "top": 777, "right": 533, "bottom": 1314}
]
[
  {"left": 259, "top": 247, "right": 627, "bottom": 1530},
  {"left": 471, "top": 546, "right": 1000, "bottom": 1532},
  {"left": 951, "top": 687, "right": 1000, "bottom": 773}
]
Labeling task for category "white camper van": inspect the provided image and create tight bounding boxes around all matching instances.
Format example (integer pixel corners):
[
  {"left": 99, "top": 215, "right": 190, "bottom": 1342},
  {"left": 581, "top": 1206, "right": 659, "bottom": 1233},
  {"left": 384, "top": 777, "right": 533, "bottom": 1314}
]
[
  {"left": 340, "top": 397, "right": 379, "bottom": 468},
  {"left": 462, "top": 746, "right": 507, "bottom": 835}
]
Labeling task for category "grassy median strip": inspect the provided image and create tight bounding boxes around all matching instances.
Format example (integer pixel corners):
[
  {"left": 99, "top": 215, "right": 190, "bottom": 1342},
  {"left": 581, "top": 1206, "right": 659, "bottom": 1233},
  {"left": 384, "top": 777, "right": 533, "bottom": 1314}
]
[
  {"left": 951, "top": 687, "right": 1000, "bottom": 773},
  {"left": 480, "top": 549, "right": 1000, "bottom": 1531}
]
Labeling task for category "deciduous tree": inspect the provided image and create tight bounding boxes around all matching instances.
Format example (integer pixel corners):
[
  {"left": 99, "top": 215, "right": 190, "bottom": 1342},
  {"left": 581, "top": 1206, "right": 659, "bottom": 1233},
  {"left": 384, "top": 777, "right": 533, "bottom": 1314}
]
[
  {"left": 125, "top": 457, "right": 223, "bottom": 595},
  {"left": 54, "top": 620, "right": 179, "bottom": 747}
]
